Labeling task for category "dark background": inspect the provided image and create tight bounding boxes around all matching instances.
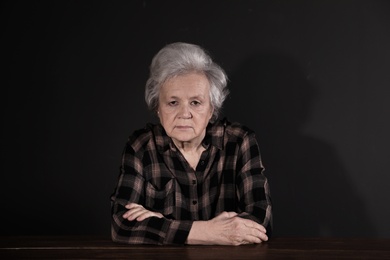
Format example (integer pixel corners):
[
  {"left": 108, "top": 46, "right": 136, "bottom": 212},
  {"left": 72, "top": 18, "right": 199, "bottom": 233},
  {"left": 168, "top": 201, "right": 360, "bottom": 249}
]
[{"left": 1, "top": 0, "right": 389, "bottom": 238}]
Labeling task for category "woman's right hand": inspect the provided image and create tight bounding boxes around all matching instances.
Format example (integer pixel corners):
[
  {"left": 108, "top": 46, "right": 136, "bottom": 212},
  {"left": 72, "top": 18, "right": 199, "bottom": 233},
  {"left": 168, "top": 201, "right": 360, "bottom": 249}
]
[{"left": 122, "top": 203, "right": 163, "bottom": 221}]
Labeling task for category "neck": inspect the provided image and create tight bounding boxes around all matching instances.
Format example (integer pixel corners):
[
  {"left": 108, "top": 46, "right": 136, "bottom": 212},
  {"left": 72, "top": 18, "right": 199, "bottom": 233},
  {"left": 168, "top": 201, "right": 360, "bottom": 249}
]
[
  {"left": 172, "top": 135, "right": 207, "bottom": 170},
  {"left": 172, "top": 132, "right": 206, "bottom": 154},
  {"left": 173, "top": 139, "right": 203, "bottom": 154}
]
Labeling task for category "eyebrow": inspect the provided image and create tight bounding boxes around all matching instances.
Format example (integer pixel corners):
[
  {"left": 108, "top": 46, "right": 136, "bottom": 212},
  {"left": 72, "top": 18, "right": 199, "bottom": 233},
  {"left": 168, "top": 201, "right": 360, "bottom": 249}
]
[{"left": 168, "top": 95, "right": 206, "bottom": 100}]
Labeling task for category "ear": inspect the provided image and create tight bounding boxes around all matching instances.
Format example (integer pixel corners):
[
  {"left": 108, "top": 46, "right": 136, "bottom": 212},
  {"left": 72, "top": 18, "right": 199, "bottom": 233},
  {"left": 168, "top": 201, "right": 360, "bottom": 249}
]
[{"left": 209, "top": 106, "right": 214, "bottom": 121}]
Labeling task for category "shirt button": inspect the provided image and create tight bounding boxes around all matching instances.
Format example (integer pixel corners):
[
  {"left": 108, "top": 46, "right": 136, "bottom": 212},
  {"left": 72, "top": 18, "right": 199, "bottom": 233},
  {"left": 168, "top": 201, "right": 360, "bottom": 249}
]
[
  {"left": 192, "top": 200, "right": 197, "bottom": 205},
  {"left": 200, "top": 160, "right": 205, "bottom": 166}
]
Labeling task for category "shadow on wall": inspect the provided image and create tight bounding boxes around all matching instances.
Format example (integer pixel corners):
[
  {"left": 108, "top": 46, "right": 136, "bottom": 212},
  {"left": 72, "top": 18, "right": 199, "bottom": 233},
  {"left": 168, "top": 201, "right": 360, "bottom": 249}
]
[{"left": 224, "top": 53, "right": 374, "bottom": 237}]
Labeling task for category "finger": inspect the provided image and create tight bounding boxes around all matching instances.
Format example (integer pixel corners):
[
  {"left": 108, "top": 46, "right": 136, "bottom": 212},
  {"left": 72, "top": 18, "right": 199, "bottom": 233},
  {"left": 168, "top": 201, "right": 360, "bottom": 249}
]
[
  {"left": 123, "top": 207, "right": 147, "bottom": 220},
  {"left": 242, "top": 219, "right": 267, "bottom": 233},
  {"left": 258, "top": 224, "right": 267, "bottom": 233},
  {"left": 237, "top": 219, "right": 268, "bottom": 243},
  {"left": 136, "top": 211, "right": 156, "bottom": 221},
  {"left": 125, "top": 203, "right": 143, "bottom": 209},
  {"left": 259, "top": 232, "right": 268, "bottom": 242},
  {"left": 225, "top": 211, "right": 239, "bottom": 218},
  {"left": 251, "top": 232, "right": 268, "bottom": 243},
  {"left": 247, "top": 227, "right": 268, "bottom": 242},
  {"left": 215, "top": 211, "right": 238, "bottom": 220},
  {"left": 240, "top": 229, "right": 268, "bottom": 244},
  {"left": 243, "top": 235, "right": 262, "bottom": 245},
  {"left": 242, "top": 237, "right": 260, "bottom": 245},
  {"left": 128, "top": 210, "right": 163, "bottom": 222}
]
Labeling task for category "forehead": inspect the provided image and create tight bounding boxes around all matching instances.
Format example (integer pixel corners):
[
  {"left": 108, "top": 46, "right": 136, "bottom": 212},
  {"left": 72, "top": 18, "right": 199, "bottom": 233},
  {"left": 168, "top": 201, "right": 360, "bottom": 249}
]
[{"left": 160, "top": 72, "right": 210, "bottom": 97}]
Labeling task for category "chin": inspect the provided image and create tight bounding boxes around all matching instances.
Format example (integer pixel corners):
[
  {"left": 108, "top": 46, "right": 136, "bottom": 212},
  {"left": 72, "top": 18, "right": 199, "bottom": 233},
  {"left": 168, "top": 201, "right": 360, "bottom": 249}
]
[{"left": 172, "top": 134, "right": 195, "bottom": 143}]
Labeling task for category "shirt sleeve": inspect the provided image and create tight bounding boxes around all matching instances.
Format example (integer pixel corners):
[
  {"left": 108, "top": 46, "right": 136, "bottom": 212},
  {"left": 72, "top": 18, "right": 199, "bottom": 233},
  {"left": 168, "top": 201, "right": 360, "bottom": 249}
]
[
  {"left": 236, "top": 132, "right": 273, "bottom": 235},
  {"left": 110, "top": 143, "right": 193, "bottom": 245}
]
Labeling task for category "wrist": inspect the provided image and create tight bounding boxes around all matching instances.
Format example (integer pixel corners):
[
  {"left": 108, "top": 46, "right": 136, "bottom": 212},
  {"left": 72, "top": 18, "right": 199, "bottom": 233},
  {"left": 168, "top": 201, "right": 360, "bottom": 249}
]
[{"left": 186, "top": 220, "right": 210, "bottom": 245}]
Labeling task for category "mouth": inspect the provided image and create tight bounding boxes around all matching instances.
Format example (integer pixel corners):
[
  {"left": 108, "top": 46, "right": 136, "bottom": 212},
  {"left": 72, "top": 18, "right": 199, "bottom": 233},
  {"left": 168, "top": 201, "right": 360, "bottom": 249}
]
[{"left": 175, "top": 126, "right": 192, "bottom": 130}]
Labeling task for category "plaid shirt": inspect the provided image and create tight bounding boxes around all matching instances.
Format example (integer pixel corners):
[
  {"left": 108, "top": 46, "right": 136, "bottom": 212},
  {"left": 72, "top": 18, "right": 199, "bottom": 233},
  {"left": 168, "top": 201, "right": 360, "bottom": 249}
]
[{"left": 111, "top": 119, "right": 272, "bottom": 245}]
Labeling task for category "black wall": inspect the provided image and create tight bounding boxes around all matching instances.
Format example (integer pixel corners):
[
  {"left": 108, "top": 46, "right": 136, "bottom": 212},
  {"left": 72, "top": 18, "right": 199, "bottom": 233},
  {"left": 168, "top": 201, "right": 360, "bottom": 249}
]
[{"left": 2, "top": 0, "right": 390, "bottom": 237}]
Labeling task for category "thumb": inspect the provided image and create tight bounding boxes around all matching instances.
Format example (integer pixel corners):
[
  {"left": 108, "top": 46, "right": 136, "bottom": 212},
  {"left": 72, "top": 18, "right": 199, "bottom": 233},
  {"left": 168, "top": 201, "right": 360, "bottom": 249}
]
[{"left": 216, "top": 211, "right": 238, "bottom": 220}]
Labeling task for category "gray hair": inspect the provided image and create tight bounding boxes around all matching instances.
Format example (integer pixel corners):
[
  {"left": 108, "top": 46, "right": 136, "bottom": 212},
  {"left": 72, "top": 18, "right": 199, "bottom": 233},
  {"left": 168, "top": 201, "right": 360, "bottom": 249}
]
[{"left": 145, "top": 42, "right": 229, "bottom": 123}]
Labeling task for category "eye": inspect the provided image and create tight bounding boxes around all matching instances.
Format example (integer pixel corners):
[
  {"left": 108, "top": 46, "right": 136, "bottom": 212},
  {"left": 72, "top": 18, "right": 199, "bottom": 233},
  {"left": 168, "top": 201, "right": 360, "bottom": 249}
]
[
  {"left": 168, "top": 101, "right": 178, "bottom": 106},
  {"left": 191, "top": 100, "right": 201, "bottom": 106}
]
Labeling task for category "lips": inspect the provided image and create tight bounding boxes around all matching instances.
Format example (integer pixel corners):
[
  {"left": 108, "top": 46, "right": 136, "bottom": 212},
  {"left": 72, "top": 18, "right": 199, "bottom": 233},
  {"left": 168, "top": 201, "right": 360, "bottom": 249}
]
[{"left": 175, "top": 126, "right": 192, "bottom": 129}]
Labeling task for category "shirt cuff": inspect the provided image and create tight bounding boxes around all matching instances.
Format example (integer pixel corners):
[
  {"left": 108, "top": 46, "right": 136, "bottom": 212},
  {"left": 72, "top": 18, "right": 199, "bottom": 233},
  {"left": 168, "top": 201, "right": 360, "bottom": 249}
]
[{"left": 164, "top": 220, "right": 193, "bottom": 245}]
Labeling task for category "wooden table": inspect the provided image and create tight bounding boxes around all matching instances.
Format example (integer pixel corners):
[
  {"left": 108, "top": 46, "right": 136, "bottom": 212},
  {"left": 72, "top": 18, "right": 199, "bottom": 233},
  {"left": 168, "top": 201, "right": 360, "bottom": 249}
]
[{"left": 1, "top": 236, "right": 389, "bottom": 259}]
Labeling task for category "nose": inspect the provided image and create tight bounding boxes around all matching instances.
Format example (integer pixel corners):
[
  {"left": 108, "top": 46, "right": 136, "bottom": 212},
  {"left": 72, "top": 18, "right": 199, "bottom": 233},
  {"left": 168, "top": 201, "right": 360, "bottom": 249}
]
[{"left": 178, "top": 104, "right": 192, "bottom": 119}]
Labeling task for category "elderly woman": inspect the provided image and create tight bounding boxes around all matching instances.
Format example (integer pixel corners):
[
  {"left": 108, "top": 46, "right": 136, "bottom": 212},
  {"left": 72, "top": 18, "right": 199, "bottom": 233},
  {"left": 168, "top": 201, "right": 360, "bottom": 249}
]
[{"left": 111, "top": 42, "right": 272, "bottom": 245}]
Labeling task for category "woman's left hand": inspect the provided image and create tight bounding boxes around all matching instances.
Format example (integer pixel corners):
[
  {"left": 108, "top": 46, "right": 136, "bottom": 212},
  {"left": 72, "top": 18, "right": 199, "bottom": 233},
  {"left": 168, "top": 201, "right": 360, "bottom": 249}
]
[{"left": 122, "top": 203, "right": 163, "bottom": 221}]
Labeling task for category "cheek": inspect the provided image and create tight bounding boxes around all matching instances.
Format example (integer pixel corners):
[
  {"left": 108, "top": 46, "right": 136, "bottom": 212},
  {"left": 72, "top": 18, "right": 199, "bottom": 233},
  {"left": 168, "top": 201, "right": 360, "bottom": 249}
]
[
  {"left": 159, "top": 104, "right": 177, "bottom": 115},
  {"left": 204, "top": 107, "right": 214, "bottom": 120},
  {"left": 158, "top": 112, "right": 175, "bottom": 128}
]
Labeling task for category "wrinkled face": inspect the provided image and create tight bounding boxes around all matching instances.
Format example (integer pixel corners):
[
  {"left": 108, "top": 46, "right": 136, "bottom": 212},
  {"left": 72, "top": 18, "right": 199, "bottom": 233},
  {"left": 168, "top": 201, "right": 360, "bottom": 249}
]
[{"left": 158, "top": 72, "right": 213, "bottom": 146}]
